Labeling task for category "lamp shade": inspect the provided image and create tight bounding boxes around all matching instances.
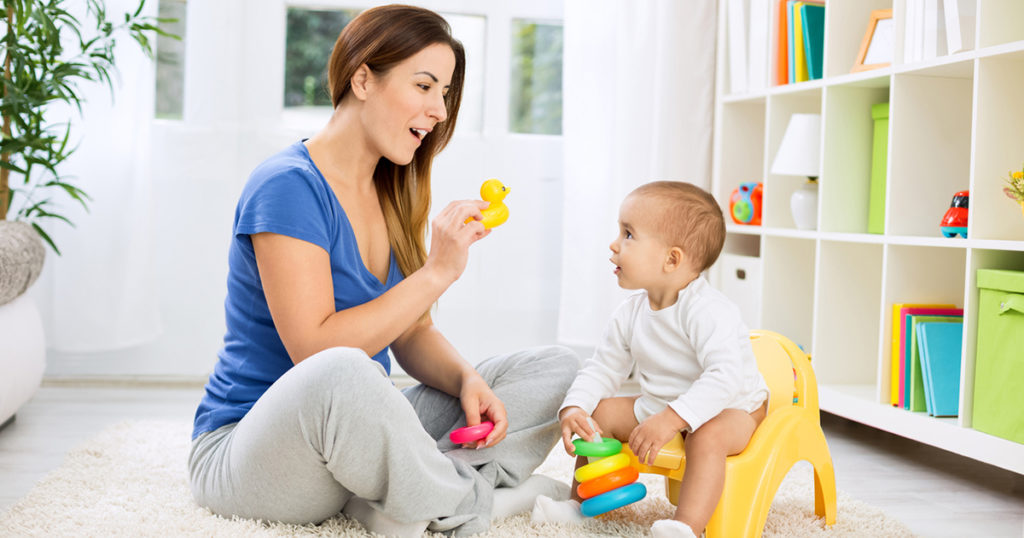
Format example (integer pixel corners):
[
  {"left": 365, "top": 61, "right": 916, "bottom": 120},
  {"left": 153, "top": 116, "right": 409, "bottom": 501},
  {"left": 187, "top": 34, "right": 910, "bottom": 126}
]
[{"left": 770, "top": 113, "right": 821, "bottom": 177}]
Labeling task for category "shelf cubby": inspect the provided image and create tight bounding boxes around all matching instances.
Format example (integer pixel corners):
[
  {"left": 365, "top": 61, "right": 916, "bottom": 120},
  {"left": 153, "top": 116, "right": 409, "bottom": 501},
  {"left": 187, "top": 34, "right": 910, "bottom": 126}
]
[
  {"left": 887, "top": 64, "right": 973, "bottom": 238},
  {"left": 813, "top": 241, "right": 884, "bottom": 389},
  {"left": 971, "top": 50, "right": 1024, "bottom": 242},
  {"left": 977, "top": 0, "right": 1024, "bottom": 49},
  {"left": 823, "top": 0, "right": 893, "bottom": 78},
  {"left": 765, "top": 90, "right": 822, "bottom": 229},
  {"left": 820, "top": 81, "right": 890, "bottom": 234},
  {"left": 716, "top": 100, "right": 766, "bottom": 206},
  {"left": 760, "top": 236, "right": 816, "bottom": 352}
]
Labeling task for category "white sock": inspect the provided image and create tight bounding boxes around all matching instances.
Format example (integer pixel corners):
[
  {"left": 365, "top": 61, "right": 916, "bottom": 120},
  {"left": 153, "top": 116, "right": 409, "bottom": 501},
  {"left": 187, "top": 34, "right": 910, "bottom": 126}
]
[
  {"left": 341, "top": 496, "right": 429, "bottom": 538},
  {"left": 651, "top": 519, "right": 698, "bottom": 538},
  {"left": 492, "top": 474, "right": 570, "bottom": 519},
  {"left": 530, "top": 495, "right": 585, "bottom": 523}
]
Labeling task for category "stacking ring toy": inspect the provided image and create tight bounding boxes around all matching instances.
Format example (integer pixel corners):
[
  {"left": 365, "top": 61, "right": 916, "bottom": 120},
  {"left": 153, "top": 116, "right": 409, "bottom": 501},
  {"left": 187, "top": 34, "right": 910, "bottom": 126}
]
[
  {"left": 574, "top": 452, "right": 629, "bottom": 483},
  {"left": 578, "top": 466, "right": 640, "bottom": 499},
  {"left": 580, "top": 482, "right": 647, "bottom": 517},
  {"left": 572, "top": 437, "right": 622, "bottom": 458},
  {"left": 449, "top": 421, "right": 494, "bottom": 444}
]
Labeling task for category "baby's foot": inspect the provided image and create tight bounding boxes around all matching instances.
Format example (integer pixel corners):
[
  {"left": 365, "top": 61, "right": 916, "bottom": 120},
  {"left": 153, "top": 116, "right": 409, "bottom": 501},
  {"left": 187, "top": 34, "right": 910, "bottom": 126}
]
[
  {"left": 651, "top": 519, "right": 698, "bottom": 538},
  {"left": 530, "top": 495, "right": 585, "bottom": 523}
]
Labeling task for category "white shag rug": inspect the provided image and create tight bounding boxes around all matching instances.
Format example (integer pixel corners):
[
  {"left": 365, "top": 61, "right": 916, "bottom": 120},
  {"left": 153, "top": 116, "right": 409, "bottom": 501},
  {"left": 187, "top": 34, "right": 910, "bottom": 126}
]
[{"left": 0, "top": 420, "right": 914, "bottom": 537}]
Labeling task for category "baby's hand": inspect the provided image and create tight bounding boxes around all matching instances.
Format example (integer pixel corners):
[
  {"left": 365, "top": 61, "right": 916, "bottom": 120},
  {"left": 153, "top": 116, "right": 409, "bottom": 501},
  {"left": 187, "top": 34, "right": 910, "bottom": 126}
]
[
  {"left": 628, "top": 408, "right": 686, "bottom": 465},
  {"left": 558, "top": 407, "right": 603, "bottom": 455}
]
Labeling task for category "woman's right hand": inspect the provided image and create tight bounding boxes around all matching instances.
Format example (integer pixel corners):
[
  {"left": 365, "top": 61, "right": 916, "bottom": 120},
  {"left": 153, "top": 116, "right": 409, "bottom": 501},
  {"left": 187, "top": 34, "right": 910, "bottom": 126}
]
[
  {"left": 423, "top": 199, "right": 491, "bottom": 284},
  {"left": 559, "top": 406, "right": 602, "bottom": 455}
]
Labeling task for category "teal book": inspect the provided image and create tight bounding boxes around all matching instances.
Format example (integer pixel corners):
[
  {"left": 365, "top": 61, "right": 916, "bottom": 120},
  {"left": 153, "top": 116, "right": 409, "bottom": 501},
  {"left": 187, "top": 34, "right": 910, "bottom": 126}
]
[
  {"left": 917, "top": 322, "right": 963, "bottom": 417},
  {"left": 800, "top": 4, "right": 825, "bottom": 80}
]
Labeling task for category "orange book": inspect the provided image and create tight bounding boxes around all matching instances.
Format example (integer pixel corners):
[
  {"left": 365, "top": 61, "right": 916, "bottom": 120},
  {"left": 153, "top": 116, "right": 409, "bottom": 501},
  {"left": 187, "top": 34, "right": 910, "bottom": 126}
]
[{"left": 775, "top": 0, "right": 789, "bottom": 85}]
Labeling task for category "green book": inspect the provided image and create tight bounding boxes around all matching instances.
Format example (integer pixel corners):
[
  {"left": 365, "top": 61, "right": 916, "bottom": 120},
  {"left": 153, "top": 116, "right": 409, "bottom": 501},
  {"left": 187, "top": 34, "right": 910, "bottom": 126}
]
[{"left": 868, "top": 103, "right": 889, "bottom": 234}]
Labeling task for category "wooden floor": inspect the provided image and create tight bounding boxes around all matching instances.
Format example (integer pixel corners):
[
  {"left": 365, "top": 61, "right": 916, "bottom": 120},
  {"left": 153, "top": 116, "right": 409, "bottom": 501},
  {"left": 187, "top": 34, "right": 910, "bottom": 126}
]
[{"left": 1, "top": 386, "right": 1023, "bottom": 537}]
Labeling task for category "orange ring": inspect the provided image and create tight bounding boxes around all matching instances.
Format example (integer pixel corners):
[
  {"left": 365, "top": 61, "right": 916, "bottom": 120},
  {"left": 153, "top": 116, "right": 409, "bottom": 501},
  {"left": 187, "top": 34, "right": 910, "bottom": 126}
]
[{"left": 577, "top": 466, "right": 639, "bottom": 499}]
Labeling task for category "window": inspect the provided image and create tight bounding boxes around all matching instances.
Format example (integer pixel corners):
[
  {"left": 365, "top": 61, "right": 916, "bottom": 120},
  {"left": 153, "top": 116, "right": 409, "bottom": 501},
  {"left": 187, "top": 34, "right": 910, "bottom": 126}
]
[
  {"left": 509, "top": 19, "right": 563, "bottom": 135},
  {"left": 441, "top": 14, "right": 484, "bottom": 134},
  {"left": 283, "top": 8, "right": 359, "bottom": 107},
  {"left": 154, "top": 0, "right": 187, "bottom": 119},
  {"left": 281, "top": 8, "right": 484, "bottom": 134}
]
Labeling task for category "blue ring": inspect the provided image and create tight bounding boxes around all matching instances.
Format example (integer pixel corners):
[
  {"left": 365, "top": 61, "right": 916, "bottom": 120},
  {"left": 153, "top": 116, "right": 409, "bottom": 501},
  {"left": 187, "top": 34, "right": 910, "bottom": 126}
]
[{"left": 580, "top": 482, "right": 647, "bottom": 517}]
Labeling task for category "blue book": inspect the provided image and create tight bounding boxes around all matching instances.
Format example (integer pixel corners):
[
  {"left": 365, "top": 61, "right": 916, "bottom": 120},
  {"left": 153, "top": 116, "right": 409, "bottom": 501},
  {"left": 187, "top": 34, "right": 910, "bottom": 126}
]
[
  {"left": 916, "top": 322, "right": 963, "bottom": 417},
  {"left": 800, "top": 4, "right": 825, "bottom": 80}
]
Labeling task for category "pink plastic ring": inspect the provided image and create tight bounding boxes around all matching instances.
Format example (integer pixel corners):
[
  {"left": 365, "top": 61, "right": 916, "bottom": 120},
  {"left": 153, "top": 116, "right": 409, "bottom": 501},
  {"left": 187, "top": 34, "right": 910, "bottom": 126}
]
[{"left": 449, "top": 421, "right": 495, "bottom": 444}]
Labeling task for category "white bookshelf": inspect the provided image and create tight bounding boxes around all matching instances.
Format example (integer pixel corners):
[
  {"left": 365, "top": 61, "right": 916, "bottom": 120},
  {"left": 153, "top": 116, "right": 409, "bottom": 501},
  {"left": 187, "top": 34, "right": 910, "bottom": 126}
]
[{"left": 711, "top": 0, "right": 1024, "bottom": 475}]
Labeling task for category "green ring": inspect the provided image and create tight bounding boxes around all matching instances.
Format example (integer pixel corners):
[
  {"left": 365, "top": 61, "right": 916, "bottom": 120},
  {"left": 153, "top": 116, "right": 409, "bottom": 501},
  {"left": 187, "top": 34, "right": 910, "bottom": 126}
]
[{"left": 572, "top": 437, "right": 622, "bottom": 458}]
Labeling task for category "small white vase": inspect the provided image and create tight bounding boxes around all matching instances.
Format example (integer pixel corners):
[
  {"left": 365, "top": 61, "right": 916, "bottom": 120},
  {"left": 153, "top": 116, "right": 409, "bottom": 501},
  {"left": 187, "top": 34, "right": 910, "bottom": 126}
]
[{"left": 791, "top": 179, "right": 818, "bottom": 230}]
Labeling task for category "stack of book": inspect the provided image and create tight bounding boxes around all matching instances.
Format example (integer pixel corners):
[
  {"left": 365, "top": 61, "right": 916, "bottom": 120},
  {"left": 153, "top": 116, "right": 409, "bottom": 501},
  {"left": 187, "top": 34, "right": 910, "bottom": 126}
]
[
  {"left": 890, "top": 303, "right": 964, "bottom": 416},
  {"left": 904, "top": 0, "right": 976, "bottom": 63},
  {"left": 776, "top": 1, "right": 825, "bottom": 85}
]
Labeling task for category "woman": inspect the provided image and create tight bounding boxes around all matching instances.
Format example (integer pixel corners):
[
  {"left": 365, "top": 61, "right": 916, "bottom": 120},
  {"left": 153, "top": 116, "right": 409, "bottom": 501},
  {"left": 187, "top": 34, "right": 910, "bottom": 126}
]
[{"left": 187, "top": 5, "right": 577, "bottom": 536}]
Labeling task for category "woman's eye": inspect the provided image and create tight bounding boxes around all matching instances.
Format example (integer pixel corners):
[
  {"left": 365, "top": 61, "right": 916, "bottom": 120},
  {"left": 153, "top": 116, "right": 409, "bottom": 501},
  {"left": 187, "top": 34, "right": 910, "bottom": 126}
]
[
  {"left": 625, "top": 231, "right": 632, "bottom": 239},
  {"left": 418, "top": 84, "right": 430, "bottom": 91}
]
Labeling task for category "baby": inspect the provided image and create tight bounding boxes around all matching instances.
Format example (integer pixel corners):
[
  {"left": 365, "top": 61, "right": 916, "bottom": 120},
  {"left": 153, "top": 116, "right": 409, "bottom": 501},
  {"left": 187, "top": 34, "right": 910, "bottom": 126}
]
[{"left": 532, "top": 181, "right": 769, "bottom": 538}]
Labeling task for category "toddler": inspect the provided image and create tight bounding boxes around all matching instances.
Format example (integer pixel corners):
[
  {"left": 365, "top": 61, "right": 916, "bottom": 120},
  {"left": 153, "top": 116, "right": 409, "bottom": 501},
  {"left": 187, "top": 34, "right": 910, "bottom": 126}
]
[{"left": 531, "top": 181, "right": 769, "bottom": 538}]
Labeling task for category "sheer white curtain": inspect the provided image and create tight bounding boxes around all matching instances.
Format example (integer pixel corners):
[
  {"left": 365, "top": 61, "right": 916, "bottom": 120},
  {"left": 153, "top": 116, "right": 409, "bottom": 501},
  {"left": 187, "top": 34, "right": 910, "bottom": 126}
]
[
  {"left": 30, "top": 0, "right": 161, "bottom": 353},
  {"left": 557, "top": 0, "right": 717, "bottom": 348}
]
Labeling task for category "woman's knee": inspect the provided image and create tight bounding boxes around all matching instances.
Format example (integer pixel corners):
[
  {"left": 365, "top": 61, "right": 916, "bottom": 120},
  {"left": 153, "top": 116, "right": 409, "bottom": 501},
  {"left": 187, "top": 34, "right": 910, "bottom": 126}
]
[
  {"left": 295, "top": 347, "right": 387, "bottom": 386},
  {"left": 532, "top": 345, "right": 580, "bottom": 387}
]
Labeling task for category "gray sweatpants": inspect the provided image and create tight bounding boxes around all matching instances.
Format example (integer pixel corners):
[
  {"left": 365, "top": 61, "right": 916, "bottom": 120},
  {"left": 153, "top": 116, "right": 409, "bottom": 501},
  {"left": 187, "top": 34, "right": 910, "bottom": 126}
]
[{"left": 188, "top": 345, "right": 578, "bottom": 536}]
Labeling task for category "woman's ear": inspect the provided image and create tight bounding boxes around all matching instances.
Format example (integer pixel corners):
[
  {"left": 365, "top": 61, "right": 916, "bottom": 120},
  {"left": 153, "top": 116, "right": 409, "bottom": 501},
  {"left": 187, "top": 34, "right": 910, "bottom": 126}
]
[{"left": 350, "top": 64, "right": 372, "bottom": 101}]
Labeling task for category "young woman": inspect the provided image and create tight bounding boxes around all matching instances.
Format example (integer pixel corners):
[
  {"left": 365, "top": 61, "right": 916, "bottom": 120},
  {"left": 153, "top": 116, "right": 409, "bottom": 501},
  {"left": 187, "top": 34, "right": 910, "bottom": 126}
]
[{"left": 188, "top": 5, "right": 577, "bottom": 536}]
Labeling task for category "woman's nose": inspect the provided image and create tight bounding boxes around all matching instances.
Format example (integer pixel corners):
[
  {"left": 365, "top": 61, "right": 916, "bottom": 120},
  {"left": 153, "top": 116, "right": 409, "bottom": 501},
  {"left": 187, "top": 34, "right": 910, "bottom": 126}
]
[{"left": 428, "top": 92, "right": 448, "bottom": 123}]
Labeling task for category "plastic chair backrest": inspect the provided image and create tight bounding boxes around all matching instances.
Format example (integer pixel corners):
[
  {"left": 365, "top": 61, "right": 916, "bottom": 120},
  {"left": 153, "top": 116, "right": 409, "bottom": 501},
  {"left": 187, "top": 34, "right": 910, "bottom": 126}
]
[{"left": 750, "top": 333, "right": 796, "bottom": 415}]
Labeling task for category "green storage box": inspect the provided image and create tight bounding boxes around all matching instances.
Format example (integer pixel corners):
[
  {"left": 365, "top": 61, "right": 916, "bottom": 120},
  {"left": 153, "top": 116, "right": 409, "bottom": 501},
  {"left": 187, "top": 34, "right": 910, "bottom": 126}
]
[
  {"left": 867, "top": 103, "right": 889, "bottom": 235},
  {"left": 973, "top": 269, "right": 1024, "bottom": 443}
]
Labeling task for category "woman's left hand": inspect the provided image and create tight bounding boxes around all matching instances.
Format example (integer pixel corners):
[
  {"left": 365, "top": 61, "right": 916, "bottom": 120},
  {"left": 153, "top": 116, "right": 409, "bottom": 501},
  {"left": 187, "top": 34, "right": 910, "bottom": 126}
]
[{"left": 459, "top": 374, "right": 508, "bottom": 448}]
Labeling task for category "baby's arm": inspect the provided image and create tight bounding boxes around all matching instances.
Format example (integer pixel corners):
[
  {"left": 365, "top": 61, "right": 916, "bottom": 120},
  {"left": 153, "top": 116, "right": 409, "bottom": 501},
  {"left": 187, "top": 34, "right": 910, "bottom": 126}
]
[{"left": 558, "top": 298, "right": 639, "bottom": 435}]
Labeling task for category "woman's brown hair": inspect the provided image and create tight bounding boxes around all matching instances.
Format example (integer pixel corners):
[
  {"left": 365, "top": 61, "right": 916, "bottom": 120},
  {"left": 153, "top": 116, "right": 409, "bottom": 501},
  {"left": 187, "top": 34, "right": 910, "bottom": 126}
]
[{"left": 327, "top": 4, "right": 465, "bottom": 282}]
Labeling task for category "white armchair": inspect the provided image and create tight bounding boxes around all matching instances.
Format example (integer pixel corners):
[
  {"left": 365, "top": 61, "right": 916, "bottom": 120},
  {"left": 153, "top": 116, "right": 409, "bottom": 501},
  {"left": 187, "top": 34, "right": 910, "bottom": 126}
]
[
  {"left": 0, "top": 293, "right": 45, "bottom": 427},
  {"left": 0, "top": 221, "right": 47, "bottom": 428}
]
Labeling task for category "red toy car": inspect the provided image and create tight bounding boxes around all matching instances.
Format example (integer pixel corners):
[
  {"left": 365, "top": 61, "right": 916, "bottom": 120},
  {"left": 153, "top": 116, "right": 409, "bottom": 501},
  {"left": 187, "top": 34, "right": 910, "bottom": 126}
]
[{"left": 940, "top": 190, "right": 968, "bottom": 238}]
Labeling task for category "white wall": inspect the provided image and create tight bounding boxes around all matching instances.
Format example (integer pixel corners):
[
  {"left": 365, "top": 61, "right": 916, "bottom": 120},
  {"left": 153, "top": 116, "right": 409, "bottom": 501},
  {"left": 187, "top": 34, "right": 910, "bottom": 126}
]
[{"left": 41, "top": 0, "right": 565, "bottom": 379}]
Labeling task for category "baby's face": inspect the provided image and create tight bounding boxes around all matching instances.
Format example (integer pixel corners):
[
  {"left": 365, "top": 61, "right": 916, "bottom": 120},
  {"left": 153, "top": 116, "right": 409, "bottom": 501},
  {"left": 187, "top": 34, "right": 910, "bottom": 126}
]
[{"left": 608, "top": 194, "right": 671, "bottom": 290}]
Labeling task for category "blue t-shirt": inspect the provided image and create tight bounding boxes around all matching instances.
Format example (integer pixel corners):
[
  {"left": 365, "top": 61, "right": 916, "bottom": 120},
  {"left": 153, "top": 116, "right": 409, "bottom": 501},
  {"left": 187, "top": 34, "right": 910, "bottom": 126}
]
[{"left": 192, "top": 141, "right": 404, "bottom": 439}]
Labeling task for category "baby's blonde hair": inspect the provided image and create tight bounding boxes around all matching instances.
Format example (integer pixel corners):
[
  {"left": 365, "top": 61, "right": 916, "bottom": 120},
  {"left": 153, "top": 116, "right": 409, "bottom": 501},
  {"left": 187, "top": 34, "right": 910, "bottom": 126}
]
[{"left": 628, "top": 181, "right": 725, "bottom": 273}]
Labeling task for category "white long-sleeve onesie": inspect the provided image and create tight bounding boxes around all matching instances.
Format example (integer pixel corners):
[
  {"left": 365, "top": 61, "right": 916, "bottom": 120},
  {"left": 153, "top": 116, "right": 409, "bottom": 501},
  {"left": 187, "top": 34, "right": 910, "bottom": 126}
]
[{"left": 560, "top": 277, "right": 769, "bottom": 432}]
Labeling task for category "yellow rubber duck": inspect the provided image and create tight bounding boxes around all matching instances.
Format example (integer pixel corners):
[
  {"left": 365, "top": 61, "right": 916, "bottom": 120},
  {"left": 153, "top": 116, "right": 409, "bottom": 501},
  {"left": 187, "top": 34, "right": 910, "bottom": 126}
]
[{"left": 467, "top": 179, "right": 510, "bottom": 229}]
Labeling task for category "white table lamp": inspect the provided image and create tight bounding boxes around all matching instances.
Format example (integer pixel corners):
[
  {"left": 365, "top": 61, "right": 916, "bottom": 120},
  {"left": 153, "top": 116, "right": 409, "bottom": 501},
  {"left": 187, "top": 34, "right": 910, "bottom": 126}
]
[{"left": 770, "top": 113, "right": 821, "bottom": 230}]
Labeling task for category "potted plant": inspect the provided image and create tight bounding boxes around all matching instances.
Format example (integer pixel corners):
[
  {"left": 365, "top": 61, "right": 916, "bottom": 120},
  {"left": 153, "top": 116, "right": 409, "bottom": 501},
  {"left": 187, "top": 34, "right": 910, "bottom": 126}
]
[
  {"left": 1003, "top": 164, "right": 1024, "bottom": 218},
  {"left": 0, "top": 0, "right": 169, "bottom": 427}
]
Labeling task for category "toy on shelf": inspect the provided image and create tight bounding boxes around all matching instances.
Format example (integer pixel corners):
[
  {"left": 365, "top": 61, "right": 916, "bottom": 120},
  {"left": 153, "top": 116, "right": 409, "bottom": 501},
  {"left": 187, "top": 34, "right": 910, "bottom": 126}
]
[
  {"left": 449, "top": 421, "right": 494, "bottom": 444},
  {"left": 466, "top": 179, "right": 510, "bottom": 229},
  {"left": 729, "top": 182, "right": 763, "bottom": 225},
  {"left": 940, "top": 190, "right": 969, "bottom": 238},
  {"left": 572, "top": 435, "right": 647, "bottom": 517}
]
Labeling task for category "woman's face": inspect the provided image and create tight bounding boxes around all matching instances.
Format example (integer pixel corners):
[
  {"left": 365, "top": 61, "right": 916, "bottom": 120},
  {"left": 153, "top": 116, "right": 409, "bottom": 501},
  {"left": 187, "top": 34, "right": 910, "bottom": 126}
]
[{"left": 362, "top": 43, "right": 455, "bottom": 165}]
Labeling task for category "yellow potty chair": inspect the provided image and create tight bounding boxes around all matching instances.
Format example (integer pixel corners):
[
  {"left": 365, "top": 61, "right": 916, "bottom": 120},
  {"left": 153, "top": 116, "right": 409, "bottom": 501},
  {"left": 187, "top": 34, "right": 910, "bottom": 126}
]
[{"left": 622, "top": 330, "right": 837, "bottom": 537}]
